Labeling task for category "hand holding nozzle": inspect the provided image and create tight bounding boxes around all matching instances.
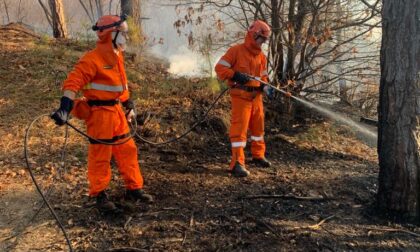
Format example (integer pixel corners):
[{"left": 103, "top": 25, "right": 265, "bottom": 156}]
[{"left": 246, "top": 75, "right": 293, "bottom": 98}]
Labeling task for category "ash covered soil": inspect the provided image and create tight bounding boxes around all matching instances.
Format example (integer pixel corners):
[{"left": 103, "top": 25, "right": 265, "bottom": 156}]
[{"left": 0, "top": 24, "right": 419, "bottom": 251}]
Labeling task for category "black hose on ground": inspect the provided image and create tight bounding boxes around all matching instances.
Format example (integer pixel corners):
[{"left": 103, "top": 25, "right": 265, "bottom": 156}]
[
  {"left": 24, "top": 114, "right": 74, "bottom": 252},
  {"left": 23, "top": 88, "right": 229, "bottom": 251}
]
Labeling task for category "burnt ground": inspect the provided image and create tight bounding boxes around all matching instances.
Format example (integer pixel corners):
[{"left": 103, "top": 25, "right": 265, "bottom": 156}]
[{"left": 0, "top": 25, "right": 419, "bottom": 251}]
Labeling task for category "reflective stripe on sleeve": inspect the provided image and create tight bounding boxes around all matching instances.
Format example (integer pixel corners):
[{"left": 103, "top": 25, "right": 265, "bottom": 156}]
[
  {"left": 217, "top": 59, "right": 232, "bottom": 68},
  {"left": 231, "top": 141, "right": 246, "bottom": 148},
  {"left": 250, "top": 136, "right": 264, "bottom": 141},
  {"left": 262, "top": 70, "right": 268, "bottom": 76}
]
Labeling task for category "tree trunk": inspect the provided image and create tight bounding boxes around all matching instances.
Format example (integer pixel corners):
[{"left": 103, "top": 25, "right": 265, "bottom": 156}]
[
  {"left": 48, "top": 0, "right": 67, "bottom": 38},
  {"left": 121, "top": 0, "right": 143, "bottom": 47},
  {"left": 121, "top": 0, "right": 140, "bottom": 27},
  {"left": 270, "top": 0, "right": 285, "bottom": 84},
  {"left": 377, "top": 0, "right": 420, "bottom": 221},
  {"left": 335, "top": 0, "right": 347, "bottom": 102}
]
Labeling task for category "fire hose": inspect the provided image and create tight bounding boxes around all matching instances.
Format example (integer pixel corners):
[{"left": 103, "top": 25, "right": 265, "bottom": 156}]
[{"left": 23, "top": 74, "right": 292, "bottom": 251}]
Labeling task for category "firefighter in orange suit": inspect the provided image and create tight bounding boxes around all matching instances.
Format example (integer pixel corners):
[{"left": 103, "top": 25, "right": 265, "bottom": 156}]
[
  {"left": 51, "top": 15, "right": 153, "bottom": 212},
  {"left": 215, "top": 20, "right": 272, "bottom": 177}
]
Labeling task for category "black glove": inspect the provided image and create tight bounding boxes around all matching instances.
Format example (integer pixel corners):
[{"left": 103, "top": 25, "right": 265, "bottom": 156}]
[
  {"left": 122, "top": 99, "right": 137, "bottom": 117},
  {"left": 259, "top": 83, "right": 266, "bottom": 92},
  {"left": 51, "top": 96, "right": 74, "bottom": 126},
  {"left": 231, "top": 71, "right": 250, "bottom": 85}
]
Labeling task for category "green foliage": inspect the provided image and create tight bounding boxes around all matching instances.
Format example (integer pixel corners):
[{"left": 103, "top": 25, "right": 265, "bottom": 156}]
[
  {"left": 126, "top": 16, "right": 144, "bottom": 46},
  {"left": 207, "top": 77, "right": 224, "bottom": 93}
]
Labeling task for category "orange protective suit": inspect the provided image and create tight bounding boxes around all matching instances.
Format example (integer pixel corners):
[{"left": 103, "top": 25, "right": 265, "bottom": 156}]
[
  {"left": 62, "top": 20, "right": 143, "bottom": 196},
  {"left": 215, "top": 26, "right": 270, "bottom": 169}
]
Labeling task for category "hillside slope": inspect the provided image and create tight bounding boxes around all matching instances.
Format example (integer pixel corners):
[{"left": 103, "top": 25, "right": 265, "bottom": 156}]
[{"left": 0, "top": 25, "right": 418, "bottom": 252}]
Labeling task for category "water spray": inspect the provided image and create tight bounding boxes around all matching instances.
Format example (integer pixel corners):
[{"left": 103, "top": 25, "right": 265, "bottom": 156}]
[{"left": 247, "top": 75, "right": 378, "bottom": 142}]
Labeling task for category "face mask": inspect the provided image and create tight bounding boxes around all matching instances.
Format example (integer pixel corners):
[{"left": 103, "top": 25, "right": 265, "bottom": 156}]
[{"left": 112, "top": 31, "right": 128, "bottom": 51}]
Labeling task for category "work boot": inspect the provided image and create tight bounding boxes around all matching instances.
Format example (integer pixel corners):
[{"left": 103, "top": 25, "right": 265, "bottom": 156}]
[
  {"left": 125, "top": 189, "right": 154, "bottom": 204},
  {"left": 96, "top": 191, "right": 117, "bottom": 212},
  {"left": 252, "top": 157, "right": 271, "bottom": 168},
  {"left": 230, "top": 162, "right": 250, "bottom": 177}
]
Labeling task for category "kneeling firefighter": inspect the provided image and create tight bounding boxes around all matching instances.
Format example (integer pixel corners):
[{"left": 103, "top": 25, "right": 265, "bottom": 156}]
[
  {"left": 51, "top": 15, "right": 153, "bottom": 212},
  {"left": 215, "top": 20, "right": 272, "bottom": 177}
]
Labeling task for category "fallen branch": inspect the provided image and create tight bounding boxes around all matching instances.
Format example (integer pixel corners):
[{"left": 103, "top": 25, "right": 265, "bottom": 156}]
[
  {"left": 307, "top": 215, "right": 336, "bottom": 230},
  {"left": 107, "top": 248, "right": 148, "bottom": 252},
  {"left": 245, "top": 214, "right": 282, "bottom": 238},
  {"left": 1, "top": 221, "right": 52, "bottom": 242},
  {"left": 364, "top": 227, "right": 420, "bottom": 238},
  {"left": 242, "top": 194, "right": 332, "bottom": 201},
  {"left": 182, "top": 212, "right": 194, "bottom": 246},
  {"left": 123, "top": 216, "right": 133, "bottom": 231},
  {"left": 0, "top": 27, "right": 40, "bottom": 38}
]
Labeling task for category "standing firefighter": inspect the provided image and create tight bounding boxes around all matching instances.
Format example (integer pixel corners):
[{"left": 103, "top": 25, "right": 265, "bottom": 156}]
[
  {"left": 215, "top": 20, "right": 272, "bottom": 177},
  {"left": 51, "top": 15, "right": 153, "bottom": 212}
]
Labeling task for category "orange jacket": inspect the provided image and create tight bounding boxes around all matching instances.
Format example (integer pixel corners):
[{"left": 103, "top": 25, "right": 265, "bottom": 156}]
[
  {"left": 63, "top": 37, "right": 129, "bottom": 102},
  {"left": 215, "top": 32, "right": 269, "bottom": 87}
]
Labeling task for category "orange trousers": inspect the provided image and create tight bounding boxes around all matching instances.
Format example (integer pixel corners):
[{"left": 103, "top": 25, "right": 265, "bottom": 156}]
[
  {"left": 229, "top": 89, "right": 265, "bottom": 169},
  {"left": 85, "top": 104, "right": 143, "bottom": 196}
]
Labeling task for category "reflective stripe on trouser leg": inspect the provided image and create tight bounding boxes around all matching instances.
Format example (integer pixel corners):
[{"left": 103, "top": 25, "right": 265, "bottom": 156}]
[
  {"left": 229, "top": 93, "right": 252, "bottom": 169},
  {"left": 249, "top": 94, "right": 266, "bottom": 159}
]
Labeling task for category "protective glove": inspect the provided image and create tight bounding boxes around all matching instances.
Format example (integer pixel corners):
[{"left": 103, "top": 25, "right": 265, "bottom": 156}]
[
  {"left": 122, "top": 99, "right": 136, "bottom": 123},
  {"left": 51, "top": 96, "right": 74, "bottom": 126},
  {"left": 261, "top": 84, "right": 274, "bottom": 99},
  {"left": 231, "top": 71, "right": 250, "bottom": 85}
]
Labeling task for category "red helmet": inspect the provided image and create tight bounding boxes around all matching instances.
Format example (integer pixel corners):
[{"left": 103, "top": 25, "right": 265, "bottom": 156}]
[
  {"left": 248, "top": 20, "right": 271, "bottom": 39},
  {"left": 92, "top": 15, "right": 127, "bottom": 39}
]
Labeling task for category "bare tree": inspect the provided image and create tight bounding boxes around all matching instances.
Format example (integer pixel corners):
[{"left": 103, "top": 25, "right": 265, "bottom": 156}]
[
  {"left": 78, "top": 0, "right": 106, "bottom": 23},
  {"left": 175, "top": 1, "right": 380, "bottom": 91},
  {"left": 95, "top": 0, "right": 105, "bottom": 17},
  {"left": 108, "top": 0, "right": 114, "bottom": 14},
  {"left": 37, "top": 0, "right": 53, "bottom": 28},
  {"left": 335, "top": 0, "right": 347, "bottom": 102},
  {"left": 173, "top": 0, "right": 381, "bottom": 122},
  {"left": 16, "top": 0, "right": 26, "bottom": 23},
  {"left": 48, "top": 0, "right": 67, "bottom": 38},
  {"left": 2, "top": 0, "right": 10, "bottom": 23},
  {"left": 377, "top": 0, "right": 420, "bottom": 221}
]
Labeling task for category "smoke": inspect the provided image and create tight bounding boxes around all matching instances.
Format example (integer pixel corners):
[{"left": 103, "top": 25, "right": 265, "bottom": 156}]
[
  {"left": 2, "top": 0, "right": 228, "bottom": 77},
  {"left": 142, "top": 1, "right": 225, "bottom": 77},
  {"left": 167, "top": 46, "right": 201, "bottom": 76}
]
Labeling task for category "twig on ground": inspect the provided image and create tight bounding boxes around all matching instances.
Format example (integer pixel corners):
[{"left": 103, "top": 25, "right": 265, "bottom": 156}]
[
  {"left": 189, "top": 212, "right": 194, "bottom": 227},
  {"left": 320, "top": 225, "right": 338, "bottom": 236},
  {"left": 242, "top": 194, "right": 332, "bottom": 201},
  {"left": 364, "top": 227, "right": 420, "bottom": 238},
  {"left": 308, "top": 215, "right": 335, "bottom": 230},
  {"left": 123, "top": 216, "right": 133, "bottom": 231},
  {"left": 1, "top": 221, "right": 52, "bottom": 242},
  {"left": 182, "top": 212, "right": 194, "bottom": 246},
  {"left": 246, "top": 214, "right": 281, "bottom": 238},
  {"left": 107, "top": 247, "right": 148, "bottom": 252}
]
